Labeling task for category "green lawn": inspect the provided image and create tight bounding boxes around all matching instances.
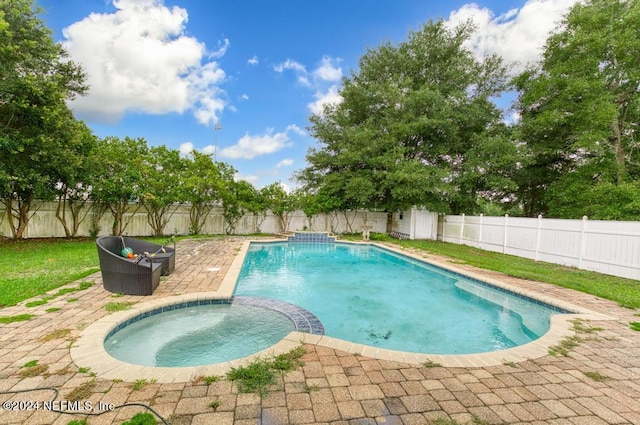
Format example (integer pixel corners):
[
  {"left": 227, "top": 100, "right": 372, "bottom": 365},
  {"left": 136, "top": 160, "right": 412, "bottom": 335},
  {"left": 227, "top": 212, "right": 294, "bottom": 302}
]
[{"left": 0, "top": 238, "right": 100, "bottom": 307}]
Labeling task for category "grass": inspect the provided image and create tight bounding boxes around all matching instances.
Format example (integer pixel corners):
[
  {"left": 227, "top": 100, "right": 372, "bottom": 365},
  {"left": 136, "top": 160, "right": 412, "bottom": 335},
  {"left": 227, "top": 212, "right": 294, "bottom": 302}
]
[
  {"left": 203, "top": 375, "right": 221, "bottom": 385},
  {"left": 227, "top": 346, "right": 306, "bottom": 397},
  {"left": 132, "top": 378, "right": 157, "bottom": 391},
  {"left": 22, "top": 359, "right": 39, "bottom": 368},
  {"left": 548, "top": 335, "right": 583, "bottom": 357},
  {"left": 66, "top": 419, "right": 88, "bottom": 425},
  {"left": 548, "top": 319, "right": 603, "bottom": 357},
  {"left": 40, "top": 328, "right": 71, "bottom": 342},
  {"left": 104, "top": 301, "right": 133, "bottom": 313},
  {"left": 20, "top": 360, "right": 49, "bottom": 378},
  {"left": 342, "top": 233, "right": 640, "bottom": 309},
  {"left": 66, "top": 379, "right": 96, "bottom": 401},
  {"left": 25, "top": 299, "right": 48, "bottom": 307},
  {"left": 121, "top": 412, "right": 157, "bottom": 425},
  {"left": 0, "top": 238, "right": 99, "bottom": 307},
  {"left": 0, "top": 313, "right": 35, "bottom": 324},
  {"left": 423, "top": 359, "right": 442, "bottom": 368},
  {"left": 583, "top": 371, "right": 611, "bottom": 382}
]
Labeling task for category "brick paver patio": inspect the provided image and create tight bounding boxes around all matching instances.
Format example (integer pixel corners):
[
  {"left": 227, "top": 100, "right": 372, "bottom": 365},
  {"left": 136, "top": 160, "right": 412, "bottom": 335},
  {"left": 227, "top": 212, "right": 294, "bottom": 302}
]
[{"left": 1, "top": 237, "right": 639, "bottom": 424}]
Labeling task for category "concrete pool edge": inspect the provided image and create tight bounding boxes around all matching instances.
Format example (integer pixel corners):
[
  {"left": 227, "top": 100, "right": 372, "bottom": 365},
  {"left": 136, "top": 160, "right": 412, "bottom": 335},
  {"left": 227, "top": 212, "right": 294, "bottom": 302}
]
[{"left": 72, "top": 238, "right": 616, "bottom": 382}]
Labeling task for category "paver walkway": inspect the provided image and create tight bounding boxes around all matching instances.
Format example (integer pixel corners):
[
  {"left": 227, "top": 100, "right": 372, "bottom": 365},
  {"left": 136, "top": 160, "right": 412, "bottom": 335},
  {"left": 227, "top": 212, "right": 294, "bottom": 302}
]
[{"left": 0, "top": 237, "right": 639, "bottom": 425}]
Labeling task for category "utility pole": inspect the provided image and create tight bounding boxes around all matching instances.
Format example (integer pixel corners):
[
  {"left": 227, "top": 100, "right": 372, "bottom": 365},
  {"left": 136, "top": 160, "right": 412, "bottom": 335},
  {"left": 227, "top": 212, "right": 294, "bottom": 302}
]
[{"left": 214, "top": 122, "right": 222, "bottom": 161}]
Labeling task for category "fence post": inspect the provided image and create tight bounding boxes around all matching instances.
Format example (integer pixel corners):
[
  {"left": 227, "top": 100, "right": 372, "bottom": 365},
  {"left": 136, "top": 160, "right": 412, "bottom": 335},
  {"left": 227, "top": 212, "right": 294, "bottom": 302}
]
[
  {"left": 459, "top": 213, "right": 465, "bottom": 244},
  {"left": 579, "top": 215, "right": 588, "bottom": 268},
  {"left": 478, "top": 213, "right": 483, "bottom": 249},
  {"left": 503, "top": 214, "right": 509, "bottom": 254},
  {"left": 442, "top": 215, "right": 447, "bottom": 242},
  {"left": 535, "top": 214, "right": 542, "bottom": 261}
]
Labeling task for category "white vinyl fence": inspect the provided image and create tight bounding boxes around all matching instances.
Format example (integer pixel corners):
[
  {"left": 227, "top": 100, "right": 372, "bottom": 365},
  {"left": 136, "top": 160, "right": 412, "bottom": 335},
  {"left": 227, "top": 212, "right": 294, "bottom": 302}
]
[
  {"left": 0, "top": 201, "right": 387, "bottom": 239},
  {"left": 440, "top": 214, "right": 640, "bottom": 280}
]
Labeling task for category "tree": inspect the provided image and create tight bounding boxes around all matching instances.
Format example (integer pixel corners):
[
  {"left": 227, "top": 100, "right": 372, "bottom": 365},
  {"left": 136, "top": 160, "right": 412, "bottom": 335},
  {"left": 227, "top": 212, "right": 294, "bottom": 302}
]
[
  {"left": 514, "top": 0, "right": 640, "bottom": 217},
  {"left": 140, "top": 145, "right": 184, "bottom": 236},
  {"left": 54, "top": 122, "right": 97, "bottom": 238},
  {"left": 90, "top": 137, "right": 147, "bottom": 236},
  {"left": 298, "top": 190, "right": 320, "bottom": 230},
  {"left": 0, "top": 0, "right": 89, "bottom": 238},
  {"left": 299, "top": 20, "right": 512, "bottom": 215},
  {"left": 221, "top": 177, "right": 257, "bottom": 235},
  {"left": 251, "top": 187, "right": 270, "bottom": 233},
  {"left": 262, "top": 183, "right": 300, "bottom": 233},
  {"left": 182, "top": 151, "right": 225, "bottom": 235}
]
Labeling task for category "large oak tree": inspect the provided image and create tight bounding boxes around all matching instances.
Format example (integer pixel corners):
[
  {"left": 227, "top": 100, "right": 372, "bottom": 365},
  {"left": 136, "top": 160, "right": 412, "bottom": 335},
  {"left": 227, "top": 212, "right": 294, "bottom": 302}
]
[
  {"left": 0, "top": 0, "right": 89, "bottom": 238},
  {"left": 514, "top": 0, "right": 640, "bottom": 219},
  {"left": 299, "top": 20, "right": 515, "bottom": 214}
]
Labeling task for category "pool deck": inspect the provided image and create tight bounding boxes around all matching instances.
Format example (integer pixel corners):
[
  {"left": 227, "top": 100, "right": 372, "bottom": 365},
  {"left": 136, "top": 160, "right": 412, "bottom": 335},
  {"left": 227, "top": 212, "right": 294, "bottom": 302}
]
[{"left": 1, "top": 236, "right": 639, "bottom": 424}]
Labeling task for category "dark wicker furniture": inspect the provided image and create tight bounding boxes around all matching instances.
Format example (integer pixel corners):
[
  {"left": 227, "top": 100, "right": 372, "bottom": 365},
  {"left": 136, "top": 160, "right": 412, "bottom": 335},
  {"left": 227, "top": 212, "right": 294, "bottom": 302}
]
[{"left": 96, "top": 236, "right": 175, "bottom": 296}]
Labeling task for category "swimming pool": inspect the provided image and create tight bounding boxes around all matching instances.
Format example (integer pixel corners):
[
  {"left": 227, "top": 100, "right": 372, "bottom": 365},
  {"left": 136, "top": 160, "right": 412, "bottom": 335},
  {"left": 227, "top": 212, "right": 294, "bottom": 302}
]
[{"left": 233, "top": 242, "right": 567, "bottom": 355}]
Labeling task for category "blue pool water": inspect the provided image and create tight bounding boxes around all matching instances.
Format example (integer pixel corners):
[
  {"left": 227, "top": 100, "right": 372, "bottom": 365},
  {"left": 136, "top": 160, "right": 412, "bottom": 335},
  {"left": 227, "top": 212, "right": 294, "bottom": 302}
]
[
  {"left": 234, "top": 242, "right": 564, "bottom": 354},
  {"left": 105, "top": 303, "right": 295, "bottom": 366}
]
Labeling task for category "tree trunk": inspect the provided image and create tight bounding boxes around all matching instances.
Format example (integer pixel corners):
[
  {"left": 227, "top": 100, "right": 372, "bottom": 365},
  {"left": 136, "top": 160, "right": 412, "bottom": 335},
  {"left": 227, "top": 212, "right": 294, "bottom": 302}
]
[
  {"left": 611, "top": 117, "right": 626, "bottom": 185},
  {"left": 56, "top": 193, "right": 72, "bottom": 238},
  {"left": 4, "top": 197, "right": 33, "bottom": 239}
]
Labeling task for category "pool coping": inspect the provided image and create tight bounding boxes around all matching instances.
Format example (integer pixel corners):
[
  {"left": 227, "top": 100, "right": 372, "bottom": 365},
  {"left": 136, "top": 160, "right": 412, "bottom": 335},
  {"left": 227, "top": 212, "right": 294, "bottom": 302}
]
[{"left": 71, "top": 238, "right": 616, "bottom": 383}]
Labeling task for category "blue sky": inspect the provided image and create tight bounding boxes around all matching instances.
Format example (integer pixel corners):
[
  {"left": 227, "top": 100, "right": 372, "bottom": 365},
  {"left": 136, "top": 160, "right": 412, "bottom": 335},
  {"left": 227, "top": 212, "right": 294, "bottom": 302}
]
[{"left": 35, "top": 0, "right": 578, "bottom": 190}]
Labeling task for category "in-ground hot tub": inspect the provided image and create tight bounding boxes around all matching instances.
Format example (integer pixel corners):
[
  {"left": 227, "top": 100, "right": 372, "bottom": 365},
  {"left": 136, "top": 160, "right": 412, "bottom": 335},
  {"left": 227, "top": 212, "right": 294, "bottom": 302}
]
[{"left": 104, "top": 297, "right": 324, "bottom": 367}]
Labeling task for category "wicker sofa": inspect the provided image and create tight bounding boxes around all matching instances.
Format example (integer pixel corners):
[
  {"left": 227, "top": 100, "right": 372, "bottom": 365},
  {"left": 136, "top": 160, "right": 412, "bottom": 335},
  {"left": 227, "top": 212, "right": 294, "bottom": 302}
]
[{"left": 96, "top": 236, "right": 175, "bottom": 296}]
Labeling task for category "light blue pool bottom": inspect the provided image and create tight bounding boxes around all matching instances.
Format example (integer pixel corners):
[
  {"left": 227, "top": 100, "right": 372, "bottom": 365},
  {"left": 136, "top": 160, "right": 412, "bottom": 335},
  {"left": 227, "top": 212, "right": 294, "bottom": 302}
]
[{"left": 234, "top": 242, "right": 569, "bottom": 355}]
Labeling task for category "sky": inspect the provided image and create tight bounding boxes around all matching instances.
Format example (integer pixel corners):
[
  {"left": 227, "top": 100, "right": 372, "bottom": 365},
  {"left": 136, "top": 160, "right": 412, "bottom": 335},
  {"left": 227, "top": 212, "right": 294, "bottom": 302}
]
[{"left": 34, "top": 0, "right": 579, "bottom": 190}]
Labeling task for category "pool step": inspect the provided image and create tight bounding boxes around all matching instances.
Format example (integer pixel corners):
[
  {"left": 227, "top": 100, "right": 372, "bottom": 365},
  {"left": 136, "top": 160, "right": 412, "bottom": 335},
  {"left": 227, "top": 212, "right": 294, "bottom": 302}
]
[
  {"left": 454, "top": 280, "right": 550, "bottom": 336},
  {"left": 287, "top": 232, "right": 336, "bottom": 243}
]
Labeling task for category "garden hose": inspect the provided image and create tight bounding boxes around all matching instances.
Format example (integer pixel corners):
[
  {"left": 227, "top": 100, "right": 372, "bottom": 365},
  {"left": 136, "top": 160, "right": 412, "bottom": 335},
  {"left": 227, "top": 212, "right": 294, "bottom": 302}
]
[{"left": 0, "top": 387, "right": 169, "bottom": 425}]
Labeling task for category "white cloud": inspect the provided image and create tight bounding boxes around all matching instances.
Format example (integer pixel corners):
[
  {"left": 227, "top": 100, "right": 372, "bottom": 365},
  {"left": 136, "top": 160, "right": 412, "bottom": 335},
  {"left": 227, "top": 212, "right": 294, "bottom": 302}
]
[
  {"left": 247, "top": 55, "right": 259, "bottom": 66},
  {"left": 274, "top": 58, "right": 306, "bottom": 74},
  {"left": 202, "top": 144, "right": 216, "bottom": 155},
  {"left": 312, "top": 56, "right": 342, "bottom": 82},
  {"left": 209, "top": 38, "right": 229, "bottom": 59},
  {"left": 274, "top": 56, "right": 344, "bottom": 116},
  {"left": 235, "top": 174, "right": 259, "bottom": 185},
  {"left": 240, "top": 94, "right": 249, "bottom": 101},
  {"left": 279, "top": 182, "right": 292, "bottom": 193},
  {"left": 277, "top": 159, "right": 294, "bottom": 168},
  {"left": 285, "top": 124, "right": 306, "bottom": 137},
  {"left": 187, "top": 62, "right": 226, "bottom": 125},
  {"left": 219, "top": 126, "right": 302, "bottom": 160},
  {"left": 506, "top": 110, "right": 522, "bottom": 125},
  {"left": 308, "top": 85, "right": 343, "bottom": 115},
  {"left": 273, "top": 59, "right": 310, "bottom": 86},
  {"left": 445, "top": 0, "right": 578, "bottom": 73},
  {"left": 275, "top": 55, "right": 343, "bottom": 88},
  {"left": 61, "top": 0, "right": 227, "bottom": 124},
  {"left": 179, "top": 142, "right": 194, "bottom": 156}
]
